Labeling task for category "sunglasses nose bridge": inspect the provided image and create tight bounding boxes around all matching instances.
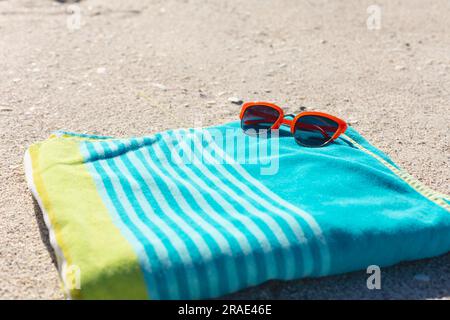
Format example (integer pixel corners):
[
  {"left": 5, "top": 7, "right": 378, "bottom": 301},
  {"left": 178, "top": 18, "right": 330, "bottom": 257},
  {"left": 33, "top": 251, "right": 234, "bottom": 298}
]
[
  {"left": 282, "top": 114, "right": 295, "bottom": 126},
  {"left": 272, "top": 113, "right": 295, "bottom": 130}
]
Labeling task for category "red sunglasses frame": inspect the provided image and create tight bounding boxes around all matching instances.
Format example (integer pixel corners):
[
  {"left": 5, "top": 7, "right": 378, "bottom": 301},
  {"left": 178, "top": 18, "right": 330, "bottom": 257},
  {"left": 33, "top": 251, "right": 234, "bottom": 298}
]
[{"left": 239, "top": 102, "right": 348, "bottom": 145}]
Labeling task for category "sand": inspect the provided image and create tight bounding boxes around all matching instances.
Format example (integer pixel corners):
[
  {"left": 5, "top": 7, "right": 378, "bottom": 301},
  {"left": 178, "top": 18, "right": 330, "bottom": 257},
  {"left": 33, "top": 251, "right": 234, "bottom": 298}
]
[{"left": 0, "top": 0, "right": 448, "bottom": 299}]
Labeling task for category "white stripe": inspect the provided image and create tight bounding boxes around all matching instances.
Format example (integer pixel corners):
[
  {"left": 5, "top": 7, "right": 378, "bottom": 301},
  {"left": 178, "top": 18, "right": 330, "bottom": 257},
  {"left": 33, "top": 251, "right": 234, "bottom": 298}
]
[
  {"left": 89, "top": 142, "right": 182, "bottom": 299},
  {"left": 166, "top": 131, "right": 304, "bottom": 278},
  {"left": 106, "top": 140, "right": 217, "bottom": 297},
  {"left": 186, "top": 128, "right": 331, "bottom": 275}
]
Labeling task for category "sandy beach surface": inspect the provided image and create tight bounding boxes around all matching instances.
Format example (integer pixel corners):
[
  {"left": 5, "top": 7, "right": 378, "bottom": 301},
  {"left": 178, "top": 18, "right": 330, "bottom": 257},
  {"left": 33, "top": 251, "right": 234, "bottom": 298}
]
[{"left": 0, "top": 0, "right": 449, "bottom": 299}]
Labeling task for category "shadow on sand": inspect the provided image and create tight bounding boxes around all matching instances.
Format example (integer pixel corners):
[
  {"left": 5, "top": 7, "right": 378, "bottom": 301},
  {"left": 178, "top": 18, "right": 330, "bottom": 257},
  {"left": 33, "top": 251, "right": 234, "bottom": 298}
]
[{"left": 33, "top": 197, "right": 58, "bottom": 269}]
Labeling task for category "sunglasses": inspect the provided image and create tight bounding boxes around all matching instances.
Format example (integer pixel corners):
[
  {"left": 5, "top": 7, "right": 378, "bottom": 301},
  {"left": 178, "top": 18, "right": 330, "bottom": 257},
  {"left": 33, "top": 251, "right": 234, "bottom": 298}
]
[{"left": 239, "top": 102, "right": 348, "bottom": 147}]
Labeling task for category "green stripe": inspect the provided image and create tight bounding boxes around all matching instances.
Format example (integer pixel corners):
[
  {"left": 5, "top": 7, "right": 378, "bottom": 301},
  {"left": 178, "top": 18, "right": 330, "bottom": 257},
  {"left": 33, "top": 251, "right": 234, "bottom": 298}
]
[{"left": 29, "top": 137, "right": 149, "bottom": 299}]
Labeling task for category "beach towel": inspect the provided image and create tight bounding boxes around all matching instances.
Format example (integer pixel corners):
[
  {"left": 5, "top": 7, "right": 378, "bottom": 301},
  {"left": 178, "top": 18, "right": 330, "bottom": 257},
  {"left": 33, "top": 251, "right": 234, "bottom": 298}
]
[{"left": 24, "top": 121, "right": 450, "bottom": 299}]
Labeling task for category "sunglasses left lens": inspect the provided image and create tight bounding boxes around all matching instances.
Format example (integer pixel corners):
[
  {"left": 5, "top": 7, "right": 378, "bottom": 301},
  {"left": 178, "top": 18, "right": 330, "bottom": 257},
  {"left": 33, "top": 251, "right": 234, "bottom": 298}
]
[{"left": 241, "top": 105, "right": 280, "bottom": 134}]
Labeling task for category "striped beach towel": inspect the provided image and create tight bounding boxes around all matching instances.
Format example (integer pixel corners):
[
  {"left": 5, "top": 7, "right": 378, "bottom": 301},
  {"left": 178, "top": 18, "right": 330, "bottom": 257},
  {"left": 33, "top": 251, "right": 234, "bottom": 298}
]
[{"left": 24, "top": 121, "right": 450, "bottom": 299}]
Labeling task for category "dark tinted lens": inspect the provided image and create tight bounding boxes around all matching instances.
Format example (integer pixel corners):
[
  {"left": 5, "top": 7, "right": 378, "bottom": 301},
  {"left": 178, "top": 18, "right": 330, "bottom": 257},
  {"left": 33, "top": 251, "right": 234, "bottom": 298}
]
[
  {"left": 294, "top": 115, "right": 339, "bottom": 147},
  {"left": 241, "top": 105, "right": 280, "bottom": 134}
]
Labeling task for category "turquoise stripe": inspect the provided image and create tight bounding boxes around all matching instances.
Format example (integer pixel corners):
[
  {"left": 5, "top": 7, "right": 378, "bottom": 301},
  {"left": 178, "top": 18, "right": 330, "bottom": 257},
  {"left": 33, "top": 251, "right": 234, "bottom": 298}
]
[
  {"left": 102, "top": 140, "right": 205, "bottom": 297},
  {"left": 81, "top": 142, "right": 166, "bottom": 299},
  {"left": 129, "top": 146, "right": 229, "bottom": 297},
  {"left": 97, "top": 141, "right": 194, "bottom": 299},
  {"left": 132, "top": 138, "right": 242, "bottom": 295},
  {"left": 164, "top": 131, "right": 288, "bottom": 279},
  {"left": 197, "top": 130, "right": 306, "bottom": 278},
  {"left": 109, "top": 139, "right": 217, "bottom": 298},
  {"left": 147, "top": 136, "right": 261, "bottom": 289},
  {"left": 177, "top": 130, "right": 310, "bottom": 279},
  {"left": 157, "top": 132, "right": 276, "bottom": 285},
  {"left": 179, "top": 129, "right": 316, "bottom": 277},
  {"left": 206, "top": 153, "right": 324, "bottom": 275},
  {"left": 188, "top": 129, "right": 320, "bottom": 276},
  {"left": 187, "top": 128, "right": 330, "bottom": 275}
]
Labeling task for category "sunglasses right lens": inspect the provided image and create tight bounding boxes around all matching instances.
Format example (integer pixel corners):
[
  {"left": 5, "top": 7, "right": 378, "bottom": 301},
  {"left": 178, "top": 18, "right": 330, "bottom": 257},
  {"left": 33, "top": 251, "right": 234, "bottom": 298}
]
[
  {"left": 294, "top": 115, "right": 339, "bottom": 147},
  {"left": 241, "top": 105, "right": 280, "bottom": 134}
]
